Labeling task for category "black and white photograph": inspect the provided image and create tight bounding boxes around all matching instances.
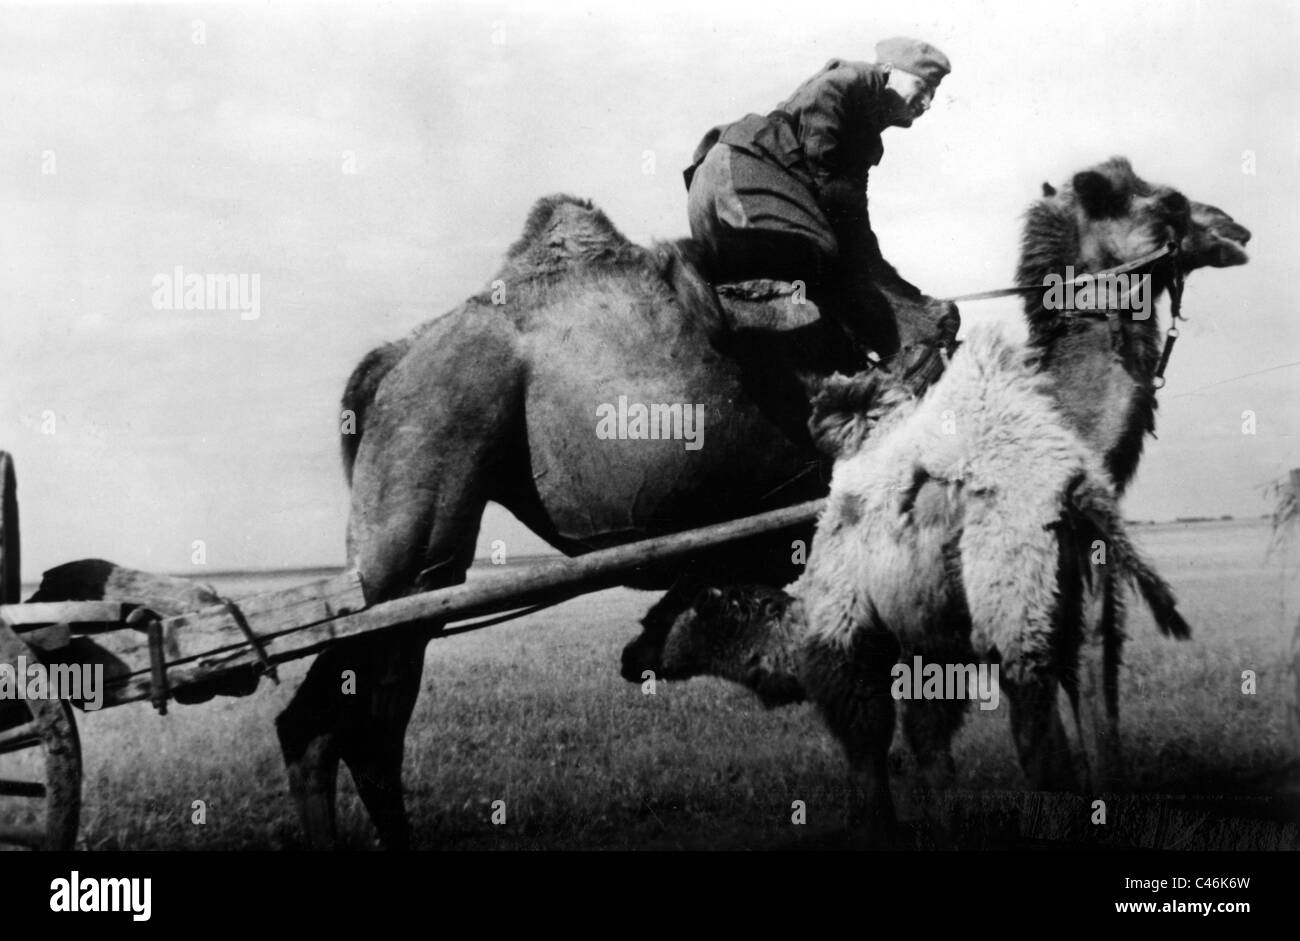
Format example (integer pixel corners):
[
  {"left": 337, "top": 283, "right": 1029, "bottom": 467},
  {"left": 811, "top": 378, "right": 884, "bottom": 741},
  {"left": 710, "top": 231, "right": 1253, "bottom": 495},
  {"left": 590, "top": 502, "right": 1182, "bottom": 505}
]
[{"left": 0, "top": 0, "right": 1295, "bottom": 912}]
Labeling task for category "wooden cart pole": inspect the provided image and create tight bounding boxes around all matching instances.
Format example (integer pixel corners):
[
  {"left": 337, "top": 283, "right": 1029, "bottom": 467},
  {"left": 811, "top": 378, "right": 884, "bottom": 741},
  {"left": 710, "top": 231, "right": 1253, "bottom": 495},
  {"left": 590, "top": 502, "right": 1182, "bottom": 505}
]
[
  {"left": 85, "top": 498, "right": 827, "bottom": 706},
  {"left": 348, "top": 497, "right": 826, "bottom": 639}
]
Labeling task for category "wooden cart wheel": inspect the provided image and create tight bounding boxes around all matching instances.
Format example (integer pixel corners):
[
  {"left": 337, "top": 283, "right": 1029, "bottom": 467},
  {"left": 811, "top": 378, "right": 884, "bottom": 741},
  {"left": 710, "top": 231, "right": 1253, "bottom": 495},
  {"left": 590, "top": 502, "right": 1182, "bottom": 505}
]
[
  {"left": 0, "top": 624, "right": 82, "bottom": 850},
  {"left": 0, "top": 452, "right": 18, "bottom": 605}
]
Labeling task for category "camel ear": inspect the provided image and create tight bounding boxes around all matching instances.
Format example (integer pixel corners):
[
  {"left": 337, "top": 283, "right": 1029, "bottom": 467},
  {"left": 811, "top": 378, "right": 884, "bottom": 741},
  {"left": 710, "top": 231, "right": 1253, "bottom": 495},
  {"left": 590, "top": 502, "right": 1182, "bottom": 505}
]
[
  {"left": 1041, "top": 182, "right": 1057, "bottom": 197},
  {"left": 1072, "top": 170, "right": 1122, "bottom": 217}
]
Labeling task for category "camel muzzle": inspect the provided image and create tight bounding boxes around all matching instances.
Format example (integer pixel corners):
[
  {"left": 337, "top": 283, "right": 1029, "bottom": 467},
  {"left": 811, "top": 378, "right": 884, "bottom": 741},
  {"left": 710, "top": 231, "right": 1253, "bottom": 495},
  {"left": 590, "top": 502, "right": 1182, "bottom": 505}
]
[{"left": 619, "top": 636, "right": 662, "bottom": 683}]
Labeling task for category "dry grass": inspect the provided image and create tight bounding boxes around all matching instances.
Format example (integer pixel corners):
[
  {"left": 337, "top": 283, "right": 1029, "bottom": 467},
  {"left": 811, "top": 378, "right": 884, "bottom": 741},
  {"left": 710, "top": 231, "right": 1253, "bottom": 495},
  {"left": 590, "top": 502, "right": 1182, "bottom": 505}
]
[{"left": 28, "top": 518, "right": 1300, "bottom": 850}]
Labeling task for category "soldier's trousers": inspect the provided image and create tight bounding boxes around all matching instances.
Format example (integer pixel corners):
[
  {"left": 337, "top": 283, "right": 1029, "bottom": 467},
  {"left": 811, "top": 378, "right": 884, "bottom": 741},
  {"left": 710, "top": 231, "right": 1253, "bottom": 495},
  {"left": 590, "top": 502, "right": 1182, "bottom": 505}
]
[{"left": 685, "top": 143, "right": 909, "bottom": 360}]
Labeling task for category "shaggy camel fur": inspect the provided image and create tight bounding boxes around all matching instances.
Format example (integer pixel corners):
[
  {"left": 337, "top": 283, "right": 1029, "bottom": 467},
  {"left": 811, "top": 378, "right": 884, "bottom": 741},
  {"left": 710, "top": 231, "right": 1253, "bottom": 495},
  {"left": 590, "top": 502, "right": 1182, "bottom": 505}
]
[{"left": 661, "top": 325, "right": 1191, "bottom": 836}]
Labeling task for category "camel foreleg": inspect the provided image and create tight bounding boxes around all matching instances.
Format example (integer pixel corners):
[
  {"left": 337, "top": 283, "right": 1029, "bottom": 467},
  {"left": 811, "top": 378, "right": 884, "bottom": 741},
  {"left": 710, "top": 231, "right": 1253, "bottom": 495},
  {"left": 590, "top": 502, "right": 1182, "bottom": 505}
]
[{"left": 800, "top": 625, "right": 901, "bottom": 845}]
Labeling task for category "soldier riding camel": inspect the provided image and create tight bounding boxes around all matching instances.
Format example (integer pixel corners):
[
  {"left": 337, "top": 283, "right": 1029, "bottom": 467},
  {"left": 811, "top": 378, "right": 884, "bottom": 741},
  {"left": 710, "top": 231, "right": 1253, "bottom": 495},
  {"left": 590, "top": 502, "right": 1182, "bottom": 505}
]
[{"left": 683, "top": 36, "right": 961, "bottom": 392}]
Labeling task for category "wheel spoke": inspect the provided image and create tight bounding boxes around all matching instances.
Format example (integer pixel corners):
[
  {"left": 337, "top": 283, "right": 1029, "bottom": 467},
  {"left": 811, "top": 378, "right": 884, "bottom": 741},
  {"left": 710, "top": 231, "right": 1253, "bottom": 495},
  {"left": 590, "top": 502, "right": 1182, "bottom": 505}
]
[
  {"left": 0, "top": 628, "right": 81, "bottom": 848},
  {"left": 0, "top": 825, "right": 45, "bottom": 849},
  {"left": 0, "top": 779, "right": 45, "bottom": 798},
  {"left": 0, "top": 720, "right": 41, "bottom": 754}
]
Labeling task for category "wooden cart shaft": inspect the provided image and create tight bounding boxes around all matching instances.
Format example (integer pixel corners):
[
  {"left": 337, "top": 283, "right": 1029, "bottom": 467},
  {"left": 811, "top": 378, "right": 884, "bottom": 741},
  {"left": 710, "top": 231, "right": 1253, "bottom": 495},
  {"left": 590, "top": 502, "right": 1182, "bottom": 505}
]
[{"left": 6, "top": 499, "right": 824, "bottom": 710}]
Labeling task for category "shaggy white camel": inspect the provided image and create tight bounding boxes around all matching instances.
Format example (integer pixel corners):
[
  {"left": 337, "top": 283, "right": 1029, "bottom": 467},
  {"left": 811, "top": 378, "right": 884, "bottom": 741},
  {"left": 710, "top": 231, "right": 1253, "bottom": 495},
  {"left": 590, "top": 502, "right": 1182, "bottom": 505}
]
[{"left": 661, "top": 325, "right": 1190, "bottom": 838}]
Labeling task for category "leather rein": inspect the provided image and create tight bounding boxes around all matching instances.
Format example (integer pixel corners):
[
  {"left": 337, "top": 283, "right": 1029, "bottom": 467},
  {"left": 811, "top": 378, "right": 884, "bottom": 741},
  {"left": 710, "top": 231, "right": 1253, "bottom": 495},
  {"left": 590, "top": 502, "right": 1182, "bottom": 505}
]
[{"left": 943, "top": 241, "right": 1186, "bottom": 391}]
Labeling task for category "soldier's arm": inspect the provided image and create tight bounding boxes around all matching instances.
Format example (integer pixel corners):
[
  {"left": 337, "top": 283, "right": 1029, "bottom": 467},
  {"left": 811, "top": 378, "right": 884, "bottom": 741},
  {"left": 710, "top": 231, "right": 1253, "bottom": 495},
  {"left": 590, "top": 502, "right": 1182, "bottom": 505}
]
[
  {"left": 797, "top": 66, "right": 917, "bottom": 293},
  {"left": 858, "top": 206, "right": 923, "bottom": 300},
  {"left": 798, "top": 63, "right": 868, "bottom": 194},
  {"left": 820, "top": 176, "right": 923, "bottom": 300}
]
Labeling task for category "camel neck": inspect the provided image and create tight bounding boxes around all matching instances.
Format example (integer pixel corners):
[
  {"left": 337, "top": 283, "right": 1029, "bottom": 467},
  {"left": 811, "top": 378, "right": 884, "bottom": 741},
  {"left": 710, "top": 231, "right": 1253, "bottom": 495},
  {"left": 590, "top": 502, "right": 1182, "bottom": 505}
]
[{"left": 1018, "top": 270, "right": 1171, "bottom": 492}]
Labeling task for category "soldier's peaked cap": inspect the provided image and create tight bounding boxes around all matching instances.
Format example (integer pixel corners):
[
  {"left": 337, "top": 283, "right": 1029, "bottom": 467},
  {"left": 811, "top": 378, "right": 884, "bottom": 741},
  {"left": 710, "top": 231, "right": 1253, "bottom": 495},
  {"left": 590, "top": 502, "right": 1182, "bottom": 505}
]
[{"left": 874, "top": 37, "right": 951, "bottom": 88}]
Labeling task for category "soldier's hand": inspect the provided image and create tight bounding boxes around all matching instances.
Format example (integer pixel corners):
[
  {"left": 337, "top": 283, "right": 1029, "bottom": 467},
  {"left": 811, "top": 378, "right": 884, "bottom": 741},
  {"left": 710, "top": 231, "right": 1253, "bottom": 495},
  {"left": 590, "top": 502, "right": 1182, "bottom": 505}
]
[
  {"left": 924, "top": 295, "right": 960, "bottom": 338},
  {"left": 894, "top": 295, "right": 961, "bottom": 396},
  {"left": 914, "top": 295, "right": 960, "bottom": 357}
]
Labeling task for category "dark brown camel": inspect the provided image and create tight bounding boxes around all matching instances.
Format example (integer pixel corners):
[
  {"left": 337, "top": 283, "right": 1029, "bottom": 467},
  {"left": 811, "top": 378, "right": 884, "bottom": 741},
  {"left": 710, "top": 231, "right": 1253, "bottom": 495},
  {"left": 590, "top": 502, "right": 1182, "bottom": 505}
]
[{"left": 275, "top": 196, "right": 950, "bottom": 849}]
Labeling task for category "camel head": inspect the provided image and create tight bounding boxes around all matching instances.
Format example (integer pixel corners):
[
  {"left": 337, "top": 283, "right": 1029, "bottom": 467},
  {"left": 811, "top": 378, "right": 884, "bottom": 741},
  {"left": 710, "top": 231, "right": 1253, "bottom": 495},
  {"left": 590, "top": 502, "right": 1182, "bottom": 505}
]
[
  {"left": 659, "top": 587, "right": 744, "bottom": 680},
  {"left": 1031, "top": 156, "right": 1250, "bottom": 283},
  {"left": 1182, "top": 199, "right": 1251, "bottom": 270},
  {"left": 657, "top": 585, "right": 806, "bottom": 707}
]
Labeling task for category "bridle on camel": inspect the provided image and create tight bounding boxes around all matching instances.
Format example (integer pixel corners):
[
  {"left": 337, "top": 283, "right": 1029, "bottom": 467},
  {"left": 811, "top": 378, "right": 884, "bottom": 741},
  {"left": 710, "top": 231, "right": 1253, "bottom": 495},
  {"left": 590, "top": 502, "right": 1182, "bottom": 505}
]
[{"left": 942, "top": 240, "right": 1186, "bottom": 391}]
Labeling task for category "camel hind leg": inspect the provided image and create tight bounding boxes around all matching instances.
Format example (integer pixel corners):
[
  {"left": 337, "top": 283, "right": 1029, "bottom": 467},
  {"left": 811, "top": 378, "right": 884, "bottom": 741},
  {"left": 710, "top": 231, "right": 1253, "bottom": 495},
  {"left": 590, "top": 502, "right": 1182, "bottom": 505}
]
[
  {"left": 278, "top": 310, "right": 520, "bottom": 849},
  {"left": 276, "top": 626, "right": 443, "bottom": 850},
  {"left": 276, "top": 469, "right": 488, "bottom": 849}
]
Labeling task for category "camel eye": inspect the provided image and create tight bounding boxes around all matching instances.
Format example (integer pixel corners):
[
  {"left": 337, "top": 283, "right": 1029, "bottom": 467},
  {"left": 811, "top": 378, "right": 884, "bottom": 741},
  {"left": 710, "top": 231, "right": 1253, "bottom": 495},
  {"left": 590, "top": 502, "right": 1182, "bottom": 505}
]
[{"left": 1160, "top": 192, "right": 1190, "bottom": 219}]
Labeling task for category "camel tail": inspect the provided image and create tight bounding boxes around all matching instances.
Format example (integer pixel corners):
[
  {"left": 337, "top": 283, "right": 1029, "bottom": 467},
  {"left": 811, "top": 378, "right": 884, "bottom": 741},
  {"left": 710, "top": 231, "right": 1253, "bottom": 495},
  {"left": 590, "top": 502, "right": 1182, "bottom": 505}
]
[
  {"left": 1066, "top": 475, "right": 1192, "bottom": 640},
  {"left": 340, "top": 340, "right": 410, "bottom": 484}
]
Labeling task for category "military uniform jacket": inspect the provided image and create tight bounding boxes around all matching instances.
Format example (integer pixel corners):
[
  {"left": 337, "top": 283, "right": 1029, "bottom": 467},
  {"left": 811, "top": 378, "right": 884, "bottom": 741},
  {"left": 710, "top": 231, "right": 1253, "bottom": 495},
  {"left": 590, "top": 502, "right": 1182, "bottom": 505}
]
[{"left": 685, "top": 59, "right": 893, "bottom": 208}]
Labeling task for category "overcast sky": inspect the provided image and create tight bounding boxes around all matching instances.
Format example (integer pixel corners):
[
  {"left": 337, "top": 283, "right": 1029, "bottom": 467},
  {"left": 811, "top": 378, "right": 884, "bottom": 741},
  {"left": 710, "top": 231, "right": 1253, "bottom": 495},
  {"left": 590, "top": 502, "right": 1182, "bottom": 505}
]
[{"left": 1, "top": 0, "right": 1296, "bottom": 577}]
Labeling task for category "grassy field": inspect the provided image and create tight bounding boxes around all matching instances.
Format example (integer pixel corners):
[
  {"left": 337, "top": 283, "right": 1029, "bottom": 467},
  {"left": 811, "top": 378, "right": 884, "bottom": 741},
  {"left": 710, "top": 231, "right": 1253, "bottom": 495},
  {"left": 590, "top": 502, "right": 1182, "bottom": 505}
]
[{"left": 12, "top": 518, "right": 1300, "bottom": 850}]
